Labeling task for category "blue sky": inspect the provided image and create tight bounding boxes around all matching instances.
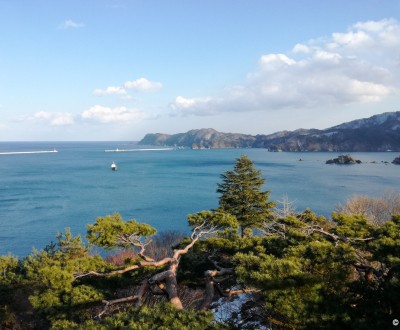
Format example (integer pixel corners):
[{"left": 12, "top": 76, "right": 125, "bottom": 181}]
[{"left": 1, "top": 0, "right": 400, "bottom": 141}]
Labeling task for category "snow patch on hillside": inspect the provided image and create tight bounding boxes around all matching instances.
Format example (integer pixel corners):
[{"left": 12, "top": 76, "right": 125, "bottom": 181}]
[
  {"left": 212, "top": 288, "right": 269, "bottom": 329},
  {"left": 333, "top": 112, "right": 399, "bottom": 129}
]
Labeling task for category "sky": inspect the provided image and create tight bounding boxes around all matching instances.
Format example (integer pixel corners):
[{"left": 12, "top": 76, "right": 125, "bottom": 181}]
[{"left": 1, "top": 0, "right": 400, "bottom": 141}]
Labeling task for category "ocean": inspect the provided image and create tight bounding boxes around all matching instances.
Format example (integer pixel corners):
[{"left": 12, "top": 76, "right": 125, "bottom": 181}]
[{"left": 1, "top": 141, "right": 399, "bottom": 257}]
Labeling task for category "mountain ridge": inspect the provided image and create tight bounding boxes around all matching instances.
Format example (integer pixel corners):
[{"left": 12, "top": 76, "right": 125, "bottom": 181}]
[{"left": 138, "top": 111, "right": 400, "bottom": 151}]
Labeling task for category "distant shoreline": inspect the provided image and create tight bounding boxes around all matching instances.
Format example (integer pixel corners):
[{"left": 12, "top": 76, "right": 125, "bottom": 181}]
[{"left": 138, "top": 111, "right": 400, "bottom": 152}]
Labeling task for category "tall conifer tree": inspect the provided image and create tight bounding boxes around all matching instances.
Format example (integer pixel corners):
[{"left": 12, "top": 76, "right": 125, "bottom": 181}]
[{"left": 217, "top": 155, "right": 275, "bottom": 237}]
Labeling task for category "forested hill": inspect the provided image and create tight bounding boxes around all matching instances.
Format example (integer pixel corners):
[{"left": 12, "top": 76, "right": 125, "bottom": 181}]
[{"left": 138, "top": 111, "right": 400, "bottom": 151}]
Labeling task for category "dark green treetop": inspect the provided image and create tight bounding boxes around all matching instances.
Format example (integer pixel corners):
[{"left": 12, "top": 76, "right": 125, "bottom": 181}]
[{"left": 217, "top": 155, "right": 275, "bottom": 237}]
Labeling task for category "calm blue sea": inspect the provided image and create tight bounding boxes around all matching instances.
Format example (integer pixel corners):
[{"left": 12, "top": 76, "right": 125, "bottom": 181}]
[{"left": 1, "top": 141, "right": 399, "bottom": 257}]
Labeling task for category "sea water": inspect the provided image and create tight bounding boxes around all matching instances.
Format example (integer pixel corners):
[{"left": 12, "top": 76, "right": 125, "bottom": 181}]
[{"left": 0, "top": 141, "right": 399, "bottom": 257}]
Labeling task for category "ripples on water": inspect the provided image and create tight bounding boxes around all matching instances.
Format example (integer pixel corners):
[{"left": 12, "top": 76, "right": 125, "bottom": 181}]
[{"left": 0, "top": 142, "right": 399, "bottom": 256}]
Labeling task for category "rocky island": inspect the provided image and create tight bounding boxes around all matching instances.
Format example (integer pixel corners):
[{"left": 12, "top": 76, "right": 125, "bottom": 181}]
[{"left": 325, "top": 154, "right": 362, "bottom": 165}]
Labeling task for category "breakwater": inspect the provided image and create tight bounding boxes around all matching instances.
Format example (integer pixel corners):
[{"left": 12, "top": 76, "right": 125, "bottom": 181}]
[{"left": 0, "top": 150, "right": 58, "bottom": 155}]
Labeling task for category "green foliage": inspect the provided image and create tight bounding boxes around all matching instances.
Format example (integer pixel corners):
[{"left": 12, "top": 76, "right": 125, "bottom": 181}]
[
  {"left": 372, "top": 215, "right": 400, "bottom": 265},
  {"left": 227, "top": 211, "right": 400, "bottom": 328},
  {"left": 332, "top": 212, "right": 375, "bottom": 239},
  {"left": 217, "top": 155, "right": 275, "bottom": 236},
  {"left": 51, "top": 303, "right": 223, "bottom": 330},
  {"left": 0, "top": 255, "right": 20, "bottom": 286},
  {"left": 56, "top": 228, "right": 90, "bottom": 258},
  {"left": 0, "top": 255, "right": 24, "bottom": 329},
  {"left": 187, "top": 209, "right": 239, "bottom": 232},
  {"left": 233, "top": 210, "right": 368, "bottom": 328},
  {"left": 361, "top": 215, "right": 400, "bottom": 322},
  {"left": 86, "top": 213, "right": 157, "bottom": 250},
  {"left": 24, "top": 229, "right": 110, "bottom": 323}
]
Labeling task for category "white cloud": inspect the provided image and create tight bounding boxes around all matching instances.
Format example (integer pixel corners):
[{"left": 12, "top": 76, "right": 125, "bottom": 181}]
[
  {"left": 124, "top": 78, "right": 162, "bottom": 91},
  {"left": 93, "top": 78, "right": 162, "bottom": 100},
  {"left": 33, "top": 111, "right": 75, "bottom": 126},
  {"left": 329, "top": 18, "right": 400, "bottom": 53},
  {"left": 170, "top": 19, "right": 400, "bottom": 117},
  {"left": 59, "top": 19, "right": 85, "bottom": 30},
  {"left": 173, "top": 96, "right": 197, "bottom": 109},
  {"left": 93, "top": 86, "right": 128, "bottom": 97},
  {"left": 312, "top": 50, "right": 342, "bottom": 63},
  {"left": 292, "top": 43, "right": 311, "bottom": 54},
  {"left": 354, "top": 18, "right": 396, "bottom": 32},
  {"left": 260, "top": 54, "right": 296, "bottom": 68},
  {"left": 81, "top": 105, "right": 145, "bottom": 123},
  {"left": 331, "top": 30, "right": 371, "bottom": 49},
  {"left": 170, "top": 96, "right": 220, "bottom": 116}
]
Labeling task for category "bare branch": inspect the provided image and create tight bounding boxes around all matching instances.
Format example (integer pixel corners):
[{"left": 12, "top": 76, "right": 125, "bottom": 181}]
[
  {"left": 261, "top": 220, "right": 374, "bottom": 245},
  {"left": 102, "top": 295, "right": 139, "bottom": 307},
  {"left": 227, "top": 287, "right": 260, "bottom": 297},
  {"left": 261, "top": 221, "right": 286, "bottom": 238},
  {"left": 307, "top": 226, "right": 374, "bottom": 243},
  {"left": 79, "top": 220, "right": 223, "bottom": 311},
  {"left": 74, "top": 265, "right": 140, "bottom": 279},
  {"left": 148, "top": 270, "right": 172, "bottom": 284},
  {"left": 274, "top": 195, "right": 297, "bottom": 218},
  {"left": 96, "top": 280, "right": 150, "bottom": 318},
  {"left": 191, "top": 221, "right": 207, "bottom": 240},
  {"left": 207, "top": 256, "right": 234, "bottom": 274},
  {"left": 136, "top": 240, "right": 155, "bottom": 262},
  {"left": 139, "top": 257, "right": 173, "bottom": 268},
  {"left": 174, "top": 225, "right": 220, "bottom": 259},
  {"left": 116, "top": 233, "right": 155, "bottom": 262}
]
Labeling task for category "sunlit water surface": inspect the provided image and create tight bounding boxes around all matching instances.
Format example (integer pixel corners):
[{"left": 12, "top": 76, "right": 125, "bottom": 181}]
[{"left": 1, "top": 142, "right": 399, "bottom": 256}]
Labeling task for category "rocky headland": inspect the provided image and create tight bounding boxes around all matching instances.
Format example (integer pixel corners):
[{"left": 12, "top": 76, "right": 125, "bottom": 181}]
[{"left": 138, "top": 111, "right": 400, "bottom": 152}]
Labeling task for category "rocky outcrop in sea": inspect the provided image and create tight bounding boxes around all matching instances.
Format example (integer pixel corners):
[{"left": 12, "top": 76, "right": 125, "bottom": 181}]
[
  {"left": 326, "top": 155, "right": 362, "bottom": 165},
  {"left": 392, "top": 156, "right": 400, "bottom": 165}
]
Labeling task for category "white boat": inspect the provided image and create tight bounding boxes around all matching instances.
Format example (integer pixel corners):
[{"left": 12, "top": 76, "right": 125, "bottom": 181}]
[{"left": 111, "top": 162, "right": 117, "bottom": 171}]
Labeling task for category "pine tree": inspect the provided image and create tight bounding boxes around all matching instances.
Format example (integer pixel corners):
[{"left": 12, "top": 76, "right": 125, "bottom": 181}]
[{"left": 217, "top": 155, "right": 275, "bottom": 237}]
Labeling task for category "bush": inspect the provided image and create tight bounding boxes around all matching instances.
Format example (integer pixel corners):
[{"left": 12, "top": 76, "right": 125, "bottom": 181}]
[{"left": 335, "top": 190, "right": 400, "bottom": 225}]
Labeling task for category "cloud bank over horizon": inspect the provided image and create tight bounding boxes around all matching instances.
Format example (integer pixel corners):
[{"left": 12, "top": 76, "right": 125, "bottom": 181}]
[{"left": 170, "top": 19, "right": 400, "bottom": 117}]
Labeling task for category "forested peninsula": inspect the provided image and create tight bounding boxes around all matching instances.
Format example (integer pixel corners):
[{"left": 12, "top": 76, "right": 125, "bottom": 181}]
[
  {"left": 1, "top": 156, "right": 399, "bottom": 329},
  {"left": 139, "top": 111, "right": 400, "bottom": 151}
]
